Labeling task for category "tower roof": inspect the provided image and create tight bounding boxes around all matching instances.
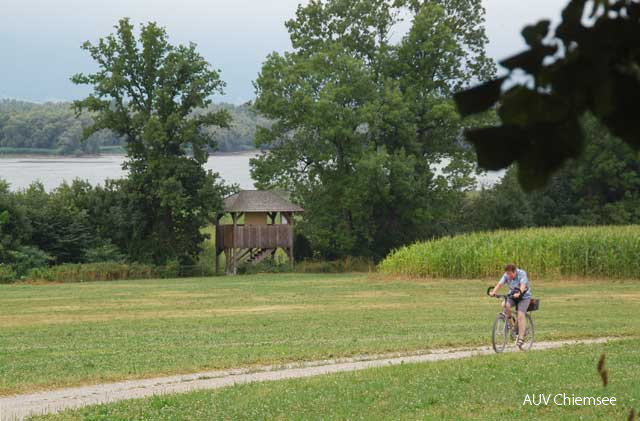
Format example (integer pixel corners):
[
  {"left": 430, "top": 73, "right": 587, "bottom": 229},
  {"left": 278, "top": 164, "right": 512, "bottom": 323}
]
[{"left": 223, "top": 190, "right": 304, "bottom": 213}]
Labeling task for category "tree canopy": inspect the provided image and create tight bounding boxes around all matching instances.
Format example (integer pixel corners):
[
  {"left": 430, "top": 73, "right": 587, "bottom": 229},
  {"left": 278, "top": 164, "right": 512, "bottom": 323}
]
[
  {"left": 72, "top": 18, "right": 234, "bottom": 264},
  {"left": 253, "top": 0, "right": 495, "bottom": 259}
]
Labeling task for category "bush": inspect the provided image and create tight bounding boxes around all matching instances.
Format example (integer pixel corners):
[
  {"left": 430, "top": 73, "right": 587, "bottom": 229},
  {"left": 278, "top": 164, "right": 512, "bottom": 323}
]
[
  {"left": 295, "top": 256, "right": 375, "bottom": 273},
  {"left": 378, "top": 225, "right": 640, "bottom": 279},
  {"left": 238, "top": 259, "right": 292, "bottom": 275},
  {"left": 192, "top": 225, "right": 216, "bottom": 277},
  {"left": 293, "top": 233, "right": 313, "bottom": 261},
  {"left": 9, "top": 246, "right": 52, "bottom": 276},
  {"left": 26, "top": 262, "right": 160, "bottom": 283},
  {"left": 83, "top": 243, "right": 125, "bottom": 263},
  {"left": 0, "top": 264, "right": 17, "bottom": 283},
  {"left": 161, "top": 259, "right": 181, "bottom": 278}
]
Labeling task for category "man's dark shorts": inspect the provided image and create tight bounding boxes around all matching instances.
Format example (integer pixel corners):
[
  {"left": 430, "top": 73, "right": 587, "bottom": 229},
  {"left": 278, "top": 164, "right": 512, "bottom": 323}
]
[{"left": 507, "top": 297, "right": 531, "bottom": 314}]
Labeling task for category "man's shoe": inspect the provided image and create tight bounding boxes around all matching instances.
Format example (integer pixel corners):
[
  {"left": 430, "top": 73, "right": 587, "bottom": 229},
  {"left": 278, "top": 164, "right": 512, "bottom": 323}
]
[{"left": 516, "top": 336, "right": 525, "bottom": 350}]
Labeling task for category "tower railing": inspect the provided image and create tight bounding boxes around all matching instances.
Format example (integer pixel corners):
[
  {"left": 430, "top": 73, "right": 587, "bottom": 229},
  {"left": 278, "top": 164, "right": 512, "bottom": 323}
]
[{"left": 216, "top": 224, "right": 293, "bottom": 250}]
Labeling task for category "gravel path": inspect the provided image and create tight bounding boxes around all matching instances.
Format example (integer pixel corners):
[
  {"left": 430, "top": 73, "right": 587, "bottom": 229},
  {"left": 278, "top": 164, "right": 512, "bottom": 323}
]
[{"left": 0, "top": 337, "right": 618, "bottom": 420}]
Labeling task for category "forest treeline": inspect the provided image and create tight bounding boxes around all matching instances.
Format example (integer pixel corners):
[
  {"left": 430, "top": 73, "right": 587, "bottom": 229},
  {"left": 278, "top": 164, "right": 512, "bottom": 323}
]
[{"left": 0, "top": 99, "right": 269, "bottom": 155}]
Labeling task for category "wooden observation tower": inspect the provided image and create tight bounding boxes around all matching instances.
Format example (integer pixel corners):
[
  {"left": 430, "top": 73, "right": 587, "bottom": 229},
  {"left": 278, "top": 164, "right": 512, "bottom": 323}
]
[{"left": 215, "top": 190, "right": 304, "bottom": 275}]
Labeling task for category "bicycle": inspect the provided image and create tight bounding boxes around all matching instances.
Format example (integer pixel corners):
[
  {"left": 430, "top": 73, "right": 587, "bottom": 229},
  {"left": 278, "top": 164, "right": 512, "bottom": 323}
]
[{"left": 486, "top": 287, "right": 539, "bottom": 353}]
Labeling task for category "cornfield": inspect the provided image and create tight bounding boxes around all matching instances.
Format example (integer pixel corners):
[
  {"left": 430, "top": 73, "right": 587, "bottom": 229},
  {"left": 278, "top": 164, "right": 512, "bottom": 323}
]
[{"left": 378, "top": 225, "right": 640, "bottom": 279}]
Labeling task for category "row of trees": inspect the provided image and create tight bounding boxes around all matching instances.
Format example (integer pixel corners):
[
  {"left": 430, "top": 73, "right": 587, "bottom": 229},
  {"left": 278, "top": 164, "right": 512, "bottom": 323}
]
[
  {"left": 1, "top": 180, "right": 119, "bottom": 276},
  {"left": 0, "top": 100, "right": 267, "bottom": 155},
  {"left": 0, "top": 100, "right": 116, "bottom": 154},
  {"left": 0, "top": 177, "right": 234, "bottom": 278}
]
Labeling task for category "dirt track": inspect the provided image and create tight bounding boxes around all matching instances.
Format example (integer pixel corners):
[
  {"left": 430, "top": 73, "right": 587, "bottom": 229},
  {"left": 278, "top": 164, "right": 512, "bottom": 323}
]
[{"left": 0, "top": 337, "right": 618, "bottom": 420}]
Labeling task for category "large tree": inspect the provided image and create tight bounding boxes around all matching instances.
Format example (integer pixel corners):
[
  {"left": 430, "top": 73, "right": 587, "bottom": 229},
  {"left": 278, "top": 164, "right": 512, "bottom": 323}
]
[
  {"left": 72, "top": 19, "right": 232, "bottom": 264},
  {"left": 252, "top": 0, "right": 495, "bottom": 259}
]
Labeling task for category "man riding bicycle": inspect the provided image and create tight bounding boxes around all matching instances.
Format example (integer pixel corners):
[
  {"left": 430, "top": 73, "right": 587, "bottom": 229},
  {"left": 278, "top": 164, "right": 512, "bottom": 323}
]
[{"left": 489, "top": 264, "right": 531, "bottom": 349}]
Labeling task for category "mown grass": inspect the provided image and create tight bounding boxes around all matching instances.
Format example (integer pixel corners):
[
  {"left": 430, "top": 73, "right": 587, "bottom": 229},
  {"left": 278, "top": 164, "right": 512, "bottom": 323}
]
[
  {"left": 1, "top": 274, "right": 638, "bottom": 396},
  {"left": 379, "top": 225, "right": 640, "bottom": 279},
  {"left": 35, "top": 338, "right": 640, "bottom": 420}
]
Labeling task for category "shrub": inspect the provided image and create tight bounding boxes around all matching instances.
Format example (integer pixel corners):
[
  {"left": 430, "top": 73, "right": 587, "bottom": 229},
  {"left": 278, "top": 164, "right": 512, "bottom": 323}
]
[
  {"left": 293, "top": 233, "right": 313, "bottom": 261},
  {"left": 161, "top": 259, "right": 181, "bottom": 278},
  {"left": 192, "top": 225, "right": 216, "bottom": 277},
  {"left": 238, "top": 259, "right": 292, "bottom": 275},
  {"left": 295, "top": 256, "right": 375, "bottom": 273},
  {"left": 26, "top": 262, "right": 160, "bottom": 283},
  {"left": 378, "top": 225, "right": 640, "bottom": 279},
  {"left": 83, "top": 243, "right": 125, "bottom": 263},
  {"left": 9, "top": 246, "right": 52, "bottom": 276},
  {"left": 0, "top": 265, "right": 17, "bottom": 283}
]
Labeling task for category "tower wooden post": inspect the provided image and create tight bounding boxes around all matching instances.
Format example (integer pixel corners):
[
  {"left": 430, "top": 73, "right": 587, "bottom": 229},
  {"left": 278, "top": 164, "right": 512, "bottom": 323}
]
[
  {"left": 232, "top": 212, "right": 238, "bottom": 275},
  {"left": 215, "top": 213, "right": 221, "bottom": 275}
]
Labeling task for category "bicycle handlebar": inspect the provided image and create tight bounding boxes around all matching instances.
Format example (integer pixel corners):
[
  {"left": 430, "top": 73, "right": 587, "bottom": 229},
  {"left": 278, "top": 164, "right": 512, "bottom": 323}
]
[{"left": 486, "top": 286, "right": 512, "bottom": 299}]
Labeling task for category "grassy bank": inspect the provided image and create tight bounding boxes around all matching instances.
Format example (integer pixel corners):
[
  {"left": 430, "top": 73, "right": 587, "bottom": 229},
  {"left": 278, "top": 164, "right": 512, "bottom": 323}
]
[
  {"left": 98, "top": 145, "right": 126, "bottom": 154},
  {"left": 0, "top": 147, "right": 60, "bottom": 155},
  {"left": 0, "top": 274, "right": 638, "bottom": 395},
  {"left": 379, "top": 225, "right": 640, "bottom": 279},
  {"left": 36, "top": 338, "right": 640, "bottom": 420}
]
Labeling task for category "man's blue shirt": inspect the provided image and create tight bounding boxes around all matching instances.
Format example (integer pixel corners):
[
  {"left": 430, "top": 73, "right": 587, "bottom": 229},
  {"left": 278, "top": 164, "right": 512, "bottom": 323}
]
[{"left": 499, "top": 268, "right": 532, "bottom": 299}]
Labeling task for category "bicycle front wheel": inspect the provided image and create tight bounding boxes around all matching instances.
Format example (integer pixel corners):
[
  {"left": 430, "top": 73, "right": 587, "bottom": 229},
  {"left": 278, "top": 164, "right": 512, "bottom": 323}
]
[{"left": 492, "top": 314, "right": 508, "bottom": 353}]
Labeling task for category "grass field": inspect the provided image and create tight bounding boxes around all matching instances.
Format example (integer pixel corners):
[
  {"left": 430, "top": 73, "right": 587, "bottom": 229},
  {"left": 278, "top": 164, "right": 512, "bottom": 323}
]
[
  {"left": 1, "top": 273, "right": 638, "bottom": 396},
  {"left": 35, "top": 338, "right": 640, "bottom": 420}
]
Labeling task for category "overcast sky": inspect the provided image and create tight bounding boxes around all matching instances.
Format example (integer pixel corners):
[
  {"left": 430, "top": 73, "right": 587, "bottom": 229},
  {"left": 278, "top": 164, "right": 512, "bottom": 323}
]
[{"left": 0, "top": 0, "right": 564, "bottom": 104}]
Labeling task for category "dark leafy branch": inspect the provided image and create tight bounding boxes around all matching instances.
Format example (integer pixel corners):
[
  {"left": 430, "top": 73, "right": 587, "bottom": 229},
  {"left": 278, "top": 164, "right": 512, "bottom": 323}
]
[{"left": 454, "top": 0, "right": 640, "bottom": 190}]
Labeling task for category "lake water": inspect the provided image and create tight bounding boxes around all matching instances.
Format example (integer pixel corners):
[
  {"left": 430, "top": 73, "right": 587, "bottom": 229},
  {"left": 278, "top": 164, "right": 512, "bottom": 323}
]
[
  {"left": 0, "top": 152, "right": 503, "bottom": 191},
  {"left": 0, "top": 152, "right": 260, "bottom": 191}
]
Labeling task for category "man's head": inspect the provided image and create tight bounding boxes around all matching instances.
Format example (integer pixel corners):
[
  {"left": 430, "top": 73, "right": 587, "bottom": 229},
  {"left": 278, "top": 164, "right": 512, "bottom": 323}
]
[{"left": 504, "top": 263, "right": 517, "bottom": 280}]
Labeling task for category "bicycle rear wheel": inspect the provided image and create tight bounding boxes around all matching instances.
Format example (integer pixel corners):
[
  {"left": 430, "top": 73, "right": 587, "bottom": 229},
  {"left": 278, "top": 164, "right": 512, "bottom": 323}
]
[
  {"left": 492, "top": 314, "right": 508, "bottom": 353},
  {"left": 521, "top": 313, "right": 535, "bottom": 350}
]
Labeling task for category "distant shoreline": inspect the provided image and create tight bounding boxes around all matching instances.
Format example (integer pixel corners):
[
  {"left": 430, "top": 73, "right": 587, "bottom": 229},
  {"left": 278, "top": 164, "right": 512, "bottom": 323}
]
[{"left": 0, "top": 150, "right": 261, "bottom": 159}]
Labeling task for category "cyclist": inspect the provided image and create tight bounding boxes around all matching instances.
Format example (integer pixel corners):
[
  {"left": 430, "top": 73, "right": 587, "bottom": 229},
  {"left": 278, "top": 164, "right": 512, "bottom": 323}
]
[{"left": 489, "top": 263, "right": 531, "bottom": 349}]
